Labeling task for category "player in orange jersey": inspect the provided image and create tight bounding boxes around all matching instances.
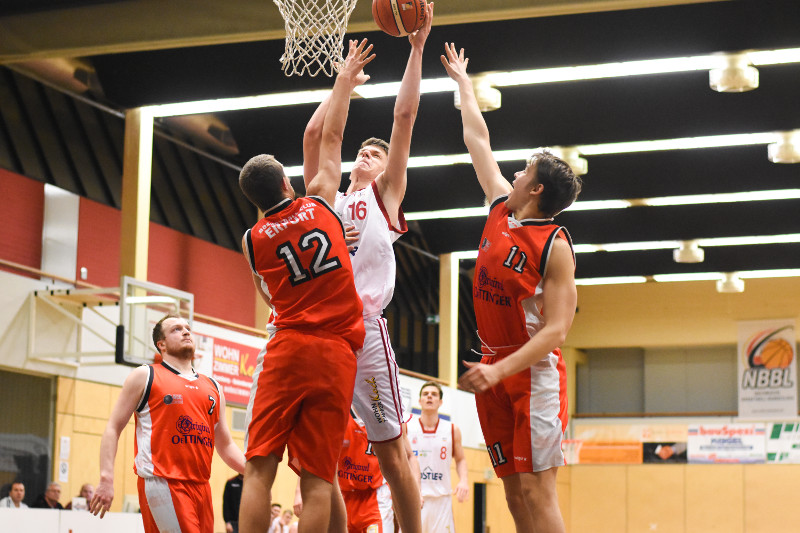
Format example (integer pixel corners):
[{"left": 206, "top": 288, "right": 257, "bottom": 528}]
[
  {"left": 442, "top": 42, "right": 582, "bottom": 533},
  {"left": 299, "top": 7, "right": 434, "bottom": 533},
  {"left": 89, "top": 314, "right": 246, "bottom": 533},
  {"left": 237, "top": 39, "right": 375, "bottom": 533}
]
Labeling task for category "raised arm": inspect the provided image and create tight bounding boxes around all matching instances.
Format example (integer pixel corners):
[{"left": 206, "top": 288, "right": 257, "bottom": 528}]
[
  {"left": 459, "top": 238, "right": 576, "bottom": 393},
  {"left": 302, "top": 94, "right": 332, "bottom": 190},
  {"left": 441, "top": 42, "right": 511, "bottom": 202},
  {"left": 89, "top": 365, "right": 149, "bottom": 518},
  {"left": 307, "top": 39, "right": 375, "bottom": 205},
  {"left": 376, "top": 2, "right": 434, "bottom": 217}
]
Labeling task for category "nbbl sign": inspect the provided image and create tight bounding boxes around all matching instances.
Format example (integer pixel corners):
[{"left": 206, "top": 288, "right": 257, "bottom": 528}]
[{"left": 738, "top": 319, "right": 797, "bottom": 419}]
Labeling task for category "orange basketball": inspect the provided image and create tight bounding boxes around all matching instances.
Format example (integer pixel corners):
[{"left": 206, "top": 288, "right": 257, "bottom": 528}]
[
  {"left": 372, "top": 0, "right": 426, "bottom": 37},
  {"left": 759, "top": 338, "right": 793, "bottom": 369}
]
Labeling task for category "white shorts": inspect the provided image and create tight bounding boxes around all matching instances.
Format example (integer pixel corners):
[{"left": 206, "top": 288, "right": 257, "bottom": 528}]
[
  {"left": 352, "top": 316, "right": 407, "bottom": 443},
  {"left": 421, "top": 494, "right": 454, "bottom": 533}
]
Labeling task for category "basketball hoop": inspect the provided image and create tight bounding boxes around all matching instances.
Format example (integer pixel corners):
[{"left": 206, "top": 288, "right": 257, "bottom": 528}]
[{"left": 273, "top": 0, "right": 358, "bottom": 77}]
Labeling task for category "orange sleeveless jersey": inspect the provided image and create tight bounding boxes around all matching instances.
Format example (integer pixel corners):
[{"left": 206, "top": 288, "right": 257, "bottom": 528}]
[
  {"left": 473, "top": 196, "right": 574, "bottom": 349},
  {"left": 338, "top": 417, "right": 384, "bottom": 491},
  {"left": 134, "top": 362, "right": 221, "bottom": 482},
  {"left": 244, "top": 197, "right": 364, "bottom": 351}
]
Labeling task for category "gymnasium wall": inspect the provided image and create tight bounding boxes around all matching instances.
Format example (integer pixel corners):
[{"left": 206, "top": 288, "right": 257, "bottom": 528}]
[{"left": 3, "top": 168, "right": 256, "bottom": 327}]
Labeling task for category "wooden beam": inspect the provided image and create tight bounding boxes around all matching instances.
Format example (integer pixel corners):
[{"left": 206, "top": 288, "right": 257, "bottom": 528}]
[
  {"left": 438, "top": 253, "right": 459, "bottom": 387},
  {"left": 119, "top": 108, "right": 154, "bottom": 281}
]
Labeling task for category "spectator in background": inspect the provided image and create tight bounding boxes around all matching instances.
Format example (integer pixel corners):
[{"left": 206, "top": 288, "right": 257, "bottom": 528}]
[
  {"left": 268, "top": 509, "right": 294, "bottom": 533},
  {"left": 0, "top": 482, "right": 27, "bottom": 508},
  {"left": 223, "top": 473, "right": 244, "bottom": 533},
  {"left": 32, "top": 482, "right": 63, "bottom": 509},
  {"left": 65, "top": 483, "right": 95, "bottom": 510},
  {"left": 271, "top": 503, "right": 282, "bottom": 522}
]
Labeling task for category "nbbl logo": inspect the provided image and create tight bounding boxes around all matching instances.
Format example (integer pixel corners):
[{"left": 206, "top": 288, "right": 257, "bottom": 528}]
[{"left": 741, "top": 326, "right": 795, "bottom": 389}]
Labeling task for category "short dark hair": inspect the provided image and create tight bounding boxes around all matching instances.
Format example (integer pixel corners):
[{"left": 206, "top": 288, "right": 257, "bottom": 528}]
[
  {"left": 239, "top": 154, "right": 287, "bottom": 212},
  {"left": 420, "top": 381, "right": 443, "bottom": 400},
  {"left": 360, "top": 137, "right": 389, "bottom": 155},
  {"left": 272, "top": 503, "right": 282, "bottom": 509},
  {"left": 152, "top": 314, "right": 181, "bottom": 353},
  {"left": 10, "top": 482, "right": 24, "bottom": 490},
  {"left": 529, "top": 151, "right": 582, "bottom": 217}
]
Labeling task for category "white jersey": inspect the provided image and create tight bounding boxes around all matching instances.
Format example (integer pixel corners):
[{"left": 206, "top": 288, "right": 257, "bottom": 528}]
[
  {"left": 335, "top": 182, "right": 407, "bottom": 317},
  {"left": 408, "top": 415, "right": 453, "bottom": 498}
]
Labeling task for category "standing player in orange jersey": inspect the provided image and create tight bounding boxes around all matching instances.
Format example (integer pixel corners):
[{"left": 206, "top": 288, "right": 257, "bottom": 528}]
[
  {"left": 442, "top": 42, "right": 582, "bottom": 533},
  {"left": 237, "top": 39, "right": 375, "bottom": 533},
  {"left": 89, "top": 314, "right": 246, "bottom": 533},
  {"left": 300, "top": 6, "right": 434, "bottom": 533}
]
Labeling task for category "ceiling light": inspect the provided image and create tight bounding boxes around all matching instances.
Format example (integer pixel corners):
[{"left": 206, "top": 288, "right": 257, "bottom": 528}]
[
  {"left": 546, "top": 146, "right": 588, "bottom": 175},
  {"left": 709, "top": 53, "right": 758, "bottom": 92},
  {"left": 673, "top": 240, "right": 704, "bottom": 263},
  {"left": 454, "top": 75, "right": 501, "bottom": 112},
  {"left": 717, "top": 272, "right": 745, "bottom": 293},
  {"left": 768, "top": 131, "right": 800, "bottom": 163}
]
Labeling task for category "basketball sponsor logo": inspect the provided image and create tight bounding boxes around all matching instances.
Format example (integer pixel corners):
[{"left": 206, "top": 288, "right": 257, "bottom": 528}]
[
  {"left": 163, "top": 394, "right": 183, "bottom": 405},
  {"left": 741, "top": 326, "right": 795, "bottom": 389},
  {"left": 365, "top": 377, "right": 387, "bottom": 423},
  {"left": 338, "top": 456, "right": 374, "bottom": 484},
  {"left": 172, "top": 415, "right": 213, "bottom": 447},
  {"left": 420, "top": 466, "right": 444, "bottom": 481}
]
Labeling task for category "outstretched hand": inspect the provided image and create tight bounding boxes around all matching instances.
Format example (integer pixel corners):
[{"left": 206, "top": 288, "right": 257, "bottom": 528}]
[
  {"left": 440, "top": 42, "right": 469, "bottom": 83},
  {"left": 340, "top": 38, "right": 376, "bottom": 87},
  {"left": 409, "top": 2, "right": 434, "bottom": 48}
]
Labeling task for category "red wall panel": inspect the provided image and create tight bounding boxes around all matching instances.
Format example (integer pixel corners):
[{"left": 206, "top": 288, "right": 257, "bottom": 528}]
[
  {"left": 75, "top": 197, "right": 256, "bottom": 327},
  {"left": 0, "top": 168, "right": 44, "bottom": 270}
]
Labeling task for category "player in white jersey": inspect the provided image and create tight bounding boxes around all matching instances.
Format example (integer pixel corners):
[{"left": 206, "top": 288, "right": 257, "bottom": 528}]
[
  {"left": 301, "top": 5, "right": 434, "bottom": 533},
  {"left": 408, "top": 382, "right": 468, "bottom": 533}
]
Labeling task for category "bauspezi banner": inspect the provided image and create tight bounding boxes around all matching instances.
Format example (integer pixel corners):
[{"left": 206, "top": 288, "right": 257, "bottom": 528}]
[{"left": 737, "top": 319, "right": 797, "bottom": 420}]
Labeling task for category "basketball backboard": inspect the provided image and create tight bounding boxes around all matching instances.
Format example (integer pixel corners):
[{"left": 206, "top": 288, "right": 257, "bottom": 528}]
[{"left": 115, "top": 276, "right": 194, "bottom": 367}]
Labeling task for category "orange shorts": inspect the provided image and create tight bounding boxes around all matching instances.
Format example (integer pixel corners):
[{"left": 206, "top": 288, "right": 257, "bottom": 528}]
[
  {"left": 245, "top": 329, "right": 358, "bottom": 483},
  {"left": 343, "top": 489, "right": 382, "bottom": 533},
  {"left": 475, "top": 349, "right": 568, "bottom": 477},
  {"left": 138, "top": 476, "right": 212, "bottom": 533}
]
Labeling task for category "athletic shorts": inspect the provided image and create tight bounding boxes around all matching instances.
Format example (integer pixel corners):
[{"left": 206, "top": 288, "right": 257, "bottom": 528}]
[
  {"left": 475, "top": 349, "right": 567, "bottom": 477},
  {"left": 245, "top": 329, "right": 358, "bottom": 483},
  {"left": 420, "top": 494, "right": 454, "bottom": 533},
  {"left": 138, "top": 476, "right": 212, "bottom": 533},
  {"left": 351, "top": 316, "right": 408, "bottom": 443},
  {"left": 343, "top": 488, "right": 382, "bottom": 533}
]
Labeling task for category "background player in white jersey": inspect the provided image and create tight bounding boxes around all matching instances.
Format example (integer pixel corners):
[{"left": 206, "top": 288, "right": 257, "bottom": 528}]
[
  {"left": 301, "top": 5, "right": 434, "bottom": 533},
  {"left": 407, "top": 382, "right": 468, "bottom": 533},
  {"left": 442, "top": 43, "right": 581, "bottom": 533}
]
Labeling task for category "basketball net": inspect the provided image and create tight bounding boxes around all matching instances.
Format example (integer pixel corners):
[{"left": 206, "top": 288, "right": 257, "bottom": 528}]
[{"left": 273, "top": 0, "right": 358, "bottom": 77}]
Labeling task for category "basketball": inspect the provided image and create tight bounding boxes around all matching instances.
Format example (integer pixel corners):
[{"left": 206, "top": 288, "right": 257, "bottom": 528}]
[
  {"left": 372, "top": 0, "right": 427, "bottom": 37},
  {"left": 759, "top": 338, "right": 793, "bottom": 369}
]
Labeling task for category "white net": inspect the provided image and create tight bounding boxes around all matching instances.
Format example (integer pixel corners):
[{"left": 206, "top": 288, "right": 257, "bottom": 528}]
[{"left": 273, "top": 0, "right": 359, "bottom": 77}]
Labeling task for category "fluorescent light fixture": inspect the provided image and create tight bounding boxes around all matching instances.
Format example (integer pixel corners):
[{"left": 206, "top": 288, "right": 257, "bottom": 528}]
[
  {"left": 140, "top": 47, "right": 800, "bottom": 118},
  {"left": 404, "top": 189, "right": 800, "bottom": 221},
  {"left": 576, "top": 276, "right": 648, "bottom": 286},
  {"left": 717, "top": 272, "right": 745, "bottom": 293},
  {"left": 580, "top": 269, "right": 800, "bottom": 286},
  {"left": 652, "top": 272, "right": 721, "bottom": 282},
  {"left": 282, "top": 131, "right": 788, "bottom": 179},
  {"left": 673, "top": 241, "right": 704, "bottom": 263},
  {"left": 405, "top": 206, "right": 488, "bottom": 221}
]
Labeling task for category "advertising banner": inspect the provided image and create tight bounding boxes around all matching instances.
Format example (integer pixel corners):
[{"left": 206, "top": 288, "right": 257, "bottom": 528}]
[
  {"left": 766, "top": 422, "right": 800, "bottom": 463},
  {"left": 737, "top": 319, "right": 797, "bottom": 419},
  {"left": 193, "top": 322, "right": 265, "bottom": 407},
  {"left": 687, "top": 423, "right": 766, "bottom": 464}
]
